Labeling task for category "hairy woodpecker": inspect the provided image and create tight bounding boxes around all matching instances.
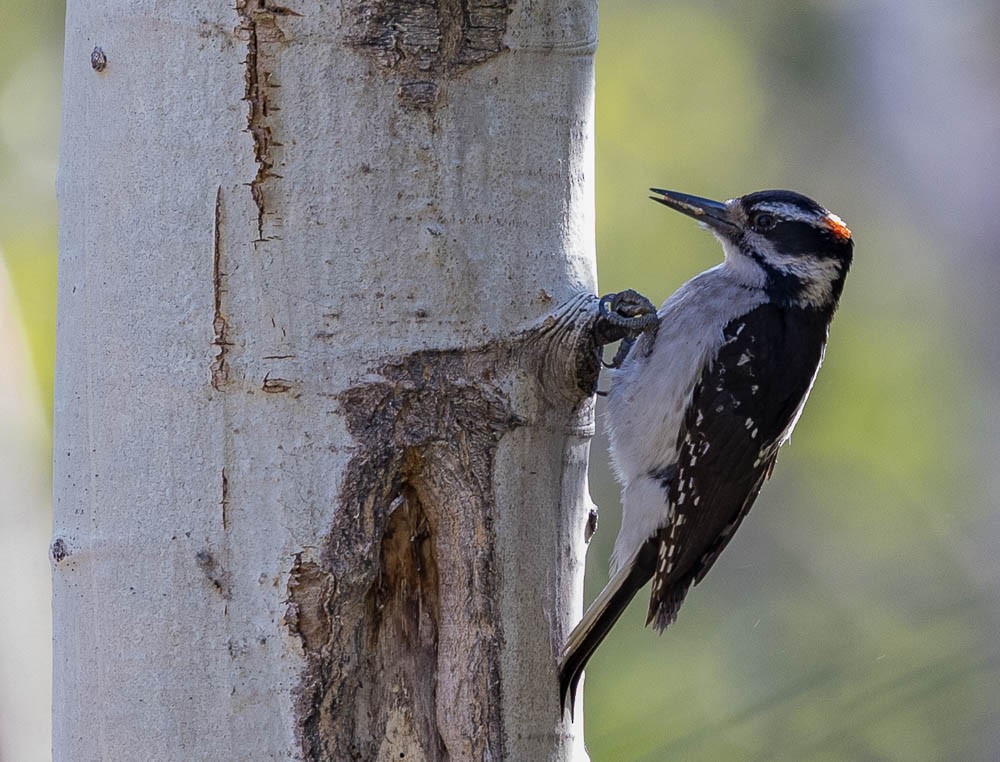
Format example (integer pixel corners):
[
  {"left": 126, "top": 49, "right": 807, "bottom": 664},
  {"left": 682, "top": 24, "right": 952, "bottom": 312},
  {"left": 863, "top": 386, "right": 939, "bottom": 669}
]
[{"left": 560, "top": 188, "right": 853, "bottom": 711}]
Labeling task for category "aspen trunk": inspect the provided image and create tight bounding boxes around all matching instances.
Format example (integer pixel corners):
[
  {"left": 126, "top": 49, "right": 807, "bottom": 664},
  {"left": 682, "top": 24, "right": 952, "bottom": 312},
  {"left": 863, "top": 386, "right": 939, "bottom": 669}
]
[{"left": 54, "top": 1, "right": 597, "bottom": 759}]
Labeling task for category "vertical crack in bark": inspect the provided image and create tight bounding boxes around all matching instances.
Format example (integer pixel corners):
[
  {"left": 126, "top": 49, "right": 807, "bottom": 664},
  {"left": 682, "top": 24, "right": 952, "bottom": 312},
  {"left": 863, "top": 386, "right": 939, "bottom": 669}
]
[
  {"left": 285, "top": 349, "right": 521, "bottom": 761},
  {"left": 238, "top": 3, "right": 268, "bottom": 242},
  {"left": 211, "top": 186, "right": 231, "bottom": 389},
  {"left": 236, "top": 2, "right": 291, "bottom": 243},
  {"left": 220, "top": 467, "right": 230, "bottom": 531}
]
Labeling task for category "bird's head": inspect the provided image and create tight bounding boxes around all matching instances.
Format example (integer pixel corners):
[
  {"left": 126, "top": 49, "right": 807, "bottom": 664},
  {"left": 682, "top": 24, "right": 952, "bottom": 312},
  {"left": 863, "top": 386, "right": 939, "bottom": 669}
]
[{"left": 650, "top": 188, "right": 853, "bottom": 309}]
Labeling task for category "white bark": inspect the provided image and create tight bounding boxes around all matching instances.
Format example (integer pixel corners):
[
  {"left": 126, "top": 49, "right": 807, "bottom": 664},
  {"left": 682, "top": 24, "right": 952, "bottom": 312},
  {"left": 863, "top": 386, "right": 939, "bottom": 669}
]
[{"left": 55, "top": 2, "right": 597, "bottom": 760}]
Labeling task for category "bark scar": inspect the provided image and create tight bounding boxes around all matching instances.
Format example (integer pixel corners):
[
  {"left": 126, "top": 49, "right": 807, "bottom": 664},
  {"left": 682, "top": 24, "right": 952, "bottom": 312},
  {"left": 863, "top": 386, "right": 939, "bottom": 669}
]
[
  {"left": 196, "top": 549, "right": 232, "bottom": 600},
  {"left": 286, "top": 349, "right": 521, "bottom": 761},
  {"left": 211, "top": 186, "right": 231, "bottom": 390},
  {"left": 346, "top": 0, "right": 512, "bottom": 78},
  {"left": 285, "top": 554, "right": 333, "bottom": 653},
  {"left": 283, "top": 292, "right": 613, "bottom": 759}
]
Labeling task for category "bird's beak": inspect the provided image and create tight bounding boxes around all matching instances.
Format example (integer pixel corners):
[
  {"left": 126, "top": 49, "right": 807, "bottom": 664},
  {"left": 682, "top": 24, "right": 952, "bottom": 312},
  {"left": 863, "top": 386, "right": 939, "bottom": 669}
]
[{"left": 649, "top": 189, "right": 738, "bottom": 234}]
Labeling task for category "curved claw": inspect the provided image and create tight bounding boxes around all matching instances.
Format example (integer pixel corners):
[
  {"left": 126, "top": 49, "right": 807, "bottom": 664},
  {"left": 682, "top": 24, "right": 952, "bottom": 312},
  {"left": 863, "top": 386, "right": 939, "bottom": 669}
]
[
  {"left": 597, "top": 294, "right": 618, "bottom": 318},
  {"left": 596, "top": 290, "right": 659, "bottom": 336},
  {"left": 605, "top": 337, "right": 636, "bottom": 370},
  {"left": 599, "top": 290, "right": 657, "bottom": 325},
  {"left": 594, "top": 289, "right": 659, "bottom": 369}
]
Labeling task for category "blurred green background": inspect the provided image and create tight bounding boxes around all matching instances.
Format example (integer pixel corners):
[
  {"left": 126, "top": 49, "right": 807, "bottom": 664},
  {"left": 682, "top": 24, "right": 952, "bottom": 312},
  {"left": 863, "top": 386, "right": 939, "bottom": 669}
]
[
  {"left": 2, "top": 1, "right": 998, "bottom": 760},
  {"left": 585, "top": 3, "right": 1000, "bottom": 761},
  {"left": 0, "top": 0, "right": 64, "bottom": 760}
]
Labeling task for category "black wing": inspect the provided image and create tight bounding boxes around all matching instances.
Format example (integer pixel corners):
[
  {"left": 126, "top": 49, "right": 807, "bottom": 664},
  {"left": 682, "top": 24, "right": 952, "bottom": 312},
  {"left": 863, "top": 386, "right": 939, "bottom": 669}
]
[{"left": 647, "top": 304, "right": 830, "bottom": 630}]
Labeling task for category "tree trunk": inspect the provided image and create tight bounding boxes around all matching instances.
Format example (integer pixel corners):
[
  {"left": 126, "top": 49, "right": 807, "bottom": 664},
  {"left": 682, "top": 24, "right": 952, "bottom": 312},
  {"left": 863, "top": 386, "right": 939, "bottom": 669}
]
[{"left": 54, "top": 2, "right": 597, "bottom": 760}]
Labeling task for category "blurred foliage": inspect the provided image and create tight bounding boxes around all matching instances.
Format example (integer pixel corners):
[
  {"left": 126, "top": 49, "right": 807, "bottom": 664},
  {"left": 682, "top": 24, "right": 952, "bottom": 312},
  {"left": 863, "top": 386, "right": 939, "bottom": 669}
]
[
  {"left": 3, "top": 0, "right": 998, "bottom": 759},
  {"left": 3, "top": 231, "right": 58, "bottom": 418},
  {"left": 0, "top": 0, "right": 64, "bottom": 423},
  {"left": 586, "top": 2, "right": 998, "bottom": 760}
]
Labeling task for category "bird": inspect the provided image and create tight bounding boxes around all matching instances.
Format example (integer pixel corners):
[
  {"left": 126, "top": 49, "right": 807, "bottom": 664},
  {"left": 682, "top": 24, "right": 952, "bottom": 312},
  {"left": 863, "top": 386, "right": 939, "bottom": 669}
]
[{"left": 559, "top": 188, "right": 853, "bottom": 712}]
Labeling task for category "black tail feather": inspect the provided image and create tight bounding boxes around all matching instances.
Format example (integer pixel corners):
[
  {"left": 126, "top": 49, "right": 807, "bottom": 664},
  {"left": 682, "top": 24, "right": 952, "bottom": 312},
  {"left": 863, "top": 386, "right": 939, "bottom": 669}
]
[
  {"left": 558, "top": 539, "right": 659, "bottom": 717},
  {"left": 645, "top": 577, "right": 692, "bottom": 632}
]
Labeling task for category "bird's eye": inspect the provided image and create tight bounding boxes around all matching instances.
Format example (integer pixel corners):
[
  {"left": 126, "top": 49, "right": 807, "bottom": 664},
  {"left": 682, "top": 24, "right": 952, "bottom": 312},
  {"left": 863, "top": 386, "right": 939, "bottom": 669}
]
[{"left": 751, "top": 212, "right": 775, "bottom": 232}]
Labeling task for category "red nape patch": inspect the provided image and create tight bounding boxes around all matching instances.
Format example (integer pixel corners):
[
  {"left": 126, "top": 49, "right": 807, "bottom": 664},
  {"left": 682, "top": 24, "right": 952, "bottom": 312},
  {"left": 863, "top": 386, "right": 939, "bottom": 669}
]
[{"left": 823, "top": 213, "right": 852, "bottom": 241}]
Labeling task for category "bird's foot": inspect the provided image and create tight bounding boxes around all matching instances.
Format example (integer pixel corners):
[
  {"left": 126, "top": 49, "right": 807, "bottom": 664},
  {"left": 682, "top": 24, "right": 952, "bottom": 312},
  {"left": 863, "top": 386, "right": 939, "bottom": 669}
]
[{"left": 596, "top": 289, "right": 659, "bottom": 368}]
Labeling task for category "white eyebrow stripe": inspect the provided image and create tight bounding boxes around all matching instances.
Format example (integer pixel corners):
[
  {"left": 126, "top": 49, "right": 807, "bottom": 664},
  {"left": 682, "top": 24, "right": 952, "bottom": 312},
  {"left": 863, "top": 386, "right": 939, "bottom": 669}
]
[{"left": 751, "top": 201, "right": 823, "bottom": 221}]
